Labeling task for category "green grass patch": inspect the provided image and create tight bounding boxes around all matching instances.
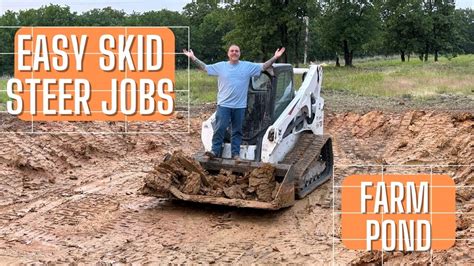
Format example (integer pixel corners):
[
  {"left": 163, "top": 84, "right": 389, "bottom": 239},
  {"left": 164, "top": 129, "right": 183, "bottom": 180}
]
[
  {"left": 175, "top": 69, "right": 217, "bottom": 104},
  {"left": 322, "top": 54, "right": 474, "bottom": 98},
  {"left": 177, "top": 55, "right": 473, "bottom": 103},
  {"left": 0, "top": 79, "right": 8, "bottom": 104}
]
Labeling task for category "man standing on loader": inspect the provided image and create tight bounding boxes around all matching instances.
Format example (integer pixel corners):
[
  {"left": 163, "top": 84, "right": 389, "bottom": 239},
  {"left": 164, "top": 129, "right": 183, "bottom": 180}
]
[{"left": 183, "top": 44, "right": 285, "bottom": 159}]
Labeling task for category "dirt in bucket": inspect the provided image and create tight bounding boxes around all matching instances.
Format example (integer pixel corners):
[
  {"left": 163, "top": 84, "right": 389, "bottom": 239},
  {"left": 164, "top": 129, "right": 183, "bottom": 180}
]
[{"left": 141, "top": 151, "right": 280, "bottom": 202}]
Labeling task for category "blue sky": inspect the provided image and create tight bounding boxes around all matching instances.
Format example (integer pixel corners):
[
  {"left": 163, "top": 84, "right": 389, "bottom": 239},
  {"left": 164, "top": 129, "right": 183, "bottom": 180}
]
[{"left": 1, "top": 0, "right": 472, "bottom": 15}]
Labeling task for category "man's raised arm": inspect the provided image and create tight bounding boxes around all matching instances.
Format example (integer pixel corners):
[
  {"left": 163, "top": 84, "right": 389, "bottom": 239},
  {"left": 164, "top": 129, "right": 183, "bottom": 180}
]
[
  {"left": 183, "top": 49, "right": 206, "bottom": 71},
  {"left": 262, "top": 47, "right": 286, "bottom": 70}
]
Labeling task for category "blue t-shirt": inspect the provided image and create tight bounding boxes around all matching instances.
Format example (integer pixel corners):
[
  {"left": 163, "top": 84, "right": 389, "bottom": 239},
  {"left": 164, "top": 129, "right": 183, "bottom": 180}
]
[{"left": 206, "top": 61, "right": 262, "bottom": 108}]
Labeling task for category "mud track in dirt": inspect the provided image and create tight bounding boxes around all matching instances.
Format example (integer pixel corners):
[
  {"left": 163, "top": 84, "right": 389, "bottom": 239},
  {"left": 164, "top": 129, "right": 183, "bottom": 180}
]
[{"left": 0, "top": 106, "right": 472, "bottom": 264}]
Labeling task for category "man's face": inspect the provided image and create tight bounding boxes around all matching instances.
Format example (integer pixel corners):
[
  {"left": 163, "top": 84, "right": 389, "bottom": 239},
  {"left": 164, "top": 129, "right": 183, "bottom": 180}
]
[{"left": 227, "top": 45, "right": 240, "bottom": 63}]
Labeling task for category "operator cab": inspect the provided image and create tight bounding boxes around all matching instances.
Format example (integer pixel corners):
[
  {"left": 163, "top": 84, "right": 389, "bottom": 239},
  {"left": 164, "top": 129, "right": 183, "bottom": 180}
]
[{"left": 236, "top": 64, "right": 295, "bottom": 160}]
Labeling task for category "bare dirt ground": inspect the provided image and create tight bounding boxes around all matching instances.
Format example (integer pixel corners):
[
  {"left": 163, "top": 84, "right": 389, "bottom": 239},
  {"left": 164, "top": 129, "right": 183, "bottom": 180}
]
[{"left": 0, "top": 95, "right": 472, "bottom": 264}]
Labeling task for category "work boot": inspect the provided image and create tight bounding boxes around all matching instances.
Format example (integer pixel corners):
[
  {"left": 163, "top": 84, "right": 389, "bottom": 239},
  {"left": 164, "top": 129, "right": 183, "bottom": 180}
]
[{"left": 204, "top": 151, "right": 216, "bottom": 160}]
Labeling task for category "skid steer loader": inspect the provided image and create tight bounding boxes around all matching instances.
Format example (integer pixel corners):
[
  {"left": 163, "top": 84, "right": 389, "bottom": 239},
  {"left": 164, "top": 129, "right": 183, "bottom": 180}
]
[{"left": 169, "top": 64, "right": 333, "bottom": 210}]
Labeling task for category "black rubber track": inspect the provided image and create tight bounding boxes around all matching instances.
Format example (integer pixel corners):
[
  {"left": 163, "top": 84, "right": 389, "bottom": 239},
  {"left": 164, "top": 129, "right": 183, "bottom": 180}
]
[{"left": 282, "top": 132, "right": 334, "bottom": 199}]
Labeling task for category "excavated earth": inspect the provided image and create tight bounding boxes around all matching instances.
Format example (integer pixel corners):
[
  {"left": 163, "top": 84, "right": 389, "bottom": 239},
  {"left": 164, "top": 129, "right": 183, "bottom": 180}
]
[
  {"left": 0, "top": 95, "right": 472, "bottom": 264},
  {"left": 141, "top": 151, "right": 280, "bottom": 202}
]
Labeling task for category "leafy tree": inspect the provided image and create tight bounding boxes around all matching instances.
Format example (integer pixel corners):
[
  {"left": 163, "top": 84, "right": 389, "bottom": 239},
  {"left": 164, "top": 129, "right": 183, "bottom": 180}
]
[
  {"left": 429, "top": 0, "right": 457, "bottom": 61},
  {"left": 223, "top": 1, "right": 279, "bottom": 61},
  {"left": 282, "top": 0, "right": 317, "bottom": 65},
  {"left": 308, "top": 7, "right": 337, "bottom": 62},
  {"left": 125, "top": 10, "right": 189, "bottom": 68},
  {"left": 417, "top": 0, "right": 458, "bottom": 61},
  {"left": 17, "top": 4, "right": 76, "bottom": 26},
  {"left": 455, "top": 8, "right": 474, "bottom": 54},
  {"left": 382, "top": 0, "right": 428, "bottom": 61},
  {"left": 0, "top": 11, "right": 18, "bottom": 75},
  {"left": 182, "top": 0, "right": 222, "bottom": 62},
  {"left": 127, "top": 10, "right": 187, "bottom": 26},
  {"left": 183, "top": 0, "right": 220, "bottom": 26},
  {"left": 195, "top": 9, "right": 235, "bottom": 62},
  {"left": 77, "top": 7, "right": 126, "bottom": 26},
  {"left": 223, "top": 0, "right": 313, "bottom": 64},
  {"left": 0, "top": 5, "right": 77, "bottom": 75},
  {"left": 125, "top": 10, "right": 189, "bottom": 50},
  {"left": 320, "top": 0, "right": 381, "bottom": 66}
]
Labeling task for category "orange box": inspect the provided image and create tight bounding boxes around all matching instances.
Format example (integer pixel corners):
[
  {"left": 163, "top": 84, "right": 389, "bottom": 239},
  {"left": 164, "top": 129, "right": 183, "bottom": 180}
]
[
  {"left": 341, "top": 174, "right": 455, "bottom": 251},
  {"left": 13, "top": 27, "right": 175, "bottom": 121}
]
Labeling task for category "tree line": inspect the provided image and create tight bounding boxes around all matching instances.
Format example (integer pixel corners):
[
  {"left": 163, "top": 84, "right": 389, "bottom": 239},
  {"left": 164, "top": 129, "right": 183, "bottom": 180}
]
[{"left": 0, "top": 0, "right": 473, "bottom": 75}]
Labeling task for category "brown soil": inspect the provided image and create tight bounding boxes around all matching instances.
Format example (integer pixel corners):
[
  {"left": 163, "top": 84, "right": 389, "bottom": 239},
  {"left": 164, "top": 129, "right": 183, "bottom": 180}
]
[
  {"left": 141, "top": 151, "right": 279, "bottom": 202},
  {"left": 0, "top": 104, "right": 472, "bottom": 264}
]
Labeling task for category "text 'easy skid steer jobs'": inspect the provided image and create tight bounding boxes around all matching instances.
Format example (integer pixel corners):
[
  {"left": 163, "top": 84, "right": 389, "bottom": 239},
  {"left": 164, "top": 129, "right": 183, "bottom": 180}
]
[{"left": 145, "top": 64, "right": 333, "bottom": 210}]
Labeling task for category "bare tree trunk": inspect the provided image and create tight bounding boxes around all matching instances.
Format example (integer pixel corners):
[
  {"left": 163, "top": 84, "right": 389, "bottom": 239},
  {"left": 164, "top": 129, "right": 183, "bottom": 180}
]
[
  {"left": 303, "top": 16, "right": 309, "bottom": 65},
  {"left": 295, "top": 33, "right": 300, "bottom": 67},
  {"left": 400, "top": 50, "right": 405, "bottom": 62},
  {"left": 434, "top": 50, "right": 438, "bottom": 62},
  {"left": 424, "top": 44, "right": 429, "bottom": 61},
  {"left": 336, "top": 56, "right": 340, "bottom": 67},
  {"left": 279, "top": 24, "right": 289, "bottom": 63},
  {"left": 343, "top": 40, "right": 353, "bottom": 67}
]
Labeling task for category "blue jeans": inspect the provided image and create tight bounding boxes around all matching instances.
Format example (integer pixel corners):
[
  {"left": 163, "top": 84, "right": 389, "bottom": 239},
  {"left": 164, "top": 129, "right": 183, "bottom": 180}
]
[{"left": 212, "top": 106, "right": 245, "bottom": 157}]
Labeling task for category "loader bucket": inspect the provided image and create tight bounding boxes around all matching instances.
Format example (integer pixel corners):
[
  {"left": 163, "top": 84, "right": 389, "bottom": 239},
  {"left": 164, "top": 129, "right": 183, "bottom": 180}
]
[{"left": 168, "top": 156, "right": 296, "bottom": 210}]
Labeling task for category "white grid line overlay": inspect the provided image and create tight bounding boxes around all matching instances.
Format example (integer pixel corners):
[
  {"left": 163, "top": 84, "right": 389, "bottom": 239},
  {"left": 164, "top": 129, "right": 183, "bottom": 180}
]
[
  {"left": 430, "top": 166, "right": 433, "bottom": 265},
  {"left": 0, "top": 90, "right": 191, "bottom": 92},
  {"left": 125, "top": 27, "right": 128, "bottom": 133},
  {"left": 31, "top": 26, "right": 34, "bottom": 133},
  {"left": 332, "top": 238, "right": 473, "bottom": 241},
  {"left": 333, "top": 211, "right": 470, "bottom": 214},
  {"left": 0, "top": 26, "right": 191, "bottom": 134},
  {"left": 332, "top": 164, "right": 472, "bottom": 167},
  {"left": 0, "top": 52, "right": 187, "bottom": 55},
  {"left": 335, "top": 186, "right": 472, "bottom": 188},
  {"left": 187, "top": 26, "right": 190, "bottom": 133},
  {"left": 332, "top": 160, "right": 335, "bottom": 265},
  {"left": 341, "top": 238, "right": 473, "bottom": 241},
  {"left": 381, "top": 165, "right": 384, "bottom": 265}
]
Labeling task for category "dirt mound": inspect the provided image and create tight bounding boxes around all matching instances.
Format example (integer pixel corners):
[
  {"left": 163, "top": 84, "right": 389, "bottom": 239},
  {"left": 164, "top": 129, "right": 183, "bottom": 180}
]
[{"left": 141, "top": 151, "right": 279, "bottom": 202}]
